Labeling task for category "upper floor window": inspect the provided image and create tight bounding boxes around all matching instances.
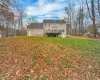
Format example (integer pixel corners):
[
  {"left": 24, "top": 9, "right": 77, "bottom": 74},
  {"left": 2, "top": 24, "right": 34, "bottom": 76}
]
[{"left": 60, "top": 23, "right": 62, "bottom": 25}]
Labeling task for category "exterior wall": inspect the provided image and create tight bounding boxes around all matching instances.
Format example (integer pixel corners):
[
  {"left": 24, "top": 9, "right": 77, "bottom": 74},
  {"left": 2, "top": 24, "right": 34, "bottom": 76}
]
[
  {"left": 27, "top": 29, "right": 43, "bottom": 36},
  {"left": 43, "top": 23, "right": 67, "bottom": 37},
  {"left": 98, "top": 28, "right": 100, "bottom": 33}
]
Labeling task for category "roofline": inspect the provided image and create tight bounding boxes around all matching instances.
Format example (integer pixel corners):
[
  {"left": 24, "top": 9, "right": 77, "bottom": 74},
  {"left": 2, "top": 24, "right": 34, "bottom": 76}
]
[
  {"left": 27, "top": 23, "right": 43, "bottom": 29},
  {"left": 43, "top": 19, "right": 66, "bottom": 23}
]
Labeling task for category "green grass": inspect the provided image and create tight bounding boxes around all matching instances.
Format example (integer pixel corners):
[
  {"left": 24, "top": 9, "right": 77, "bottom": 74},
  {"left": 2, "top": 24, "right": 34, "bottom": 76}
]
[
  {"left": 43, "top": 37, "right": 100, "bottom": 56},
  {"left": 23, "top": 36, "right": 100, "bottom": 54}
]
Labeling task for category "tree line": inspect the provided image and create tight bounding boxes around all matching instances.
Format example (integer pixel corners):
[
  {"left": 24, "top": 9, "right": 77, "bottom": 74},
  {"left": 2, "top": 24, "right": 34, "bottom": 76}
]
[
  {"left": 64, "top": 0, "right": 100, "bottom": 38},
  {"left": 0, "top": 0, "right": 26, "bottom": 37}
]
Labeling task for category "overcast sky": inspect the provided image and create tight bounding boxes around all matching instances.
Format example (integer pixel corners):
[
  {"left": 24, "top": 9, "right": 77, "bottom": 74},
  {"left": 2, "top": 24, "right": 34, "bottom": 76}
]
[{"left": 21, "top": 0, "right": 77, "bottom": 22}]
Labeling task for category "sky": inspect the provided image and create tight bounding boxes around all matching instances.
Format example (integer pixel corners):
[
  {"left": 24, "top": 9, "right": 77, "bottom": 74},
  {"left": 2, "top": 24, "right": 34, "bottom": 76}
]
[{"left": 21, "top": 0, "right": 75, "bottom": 22}]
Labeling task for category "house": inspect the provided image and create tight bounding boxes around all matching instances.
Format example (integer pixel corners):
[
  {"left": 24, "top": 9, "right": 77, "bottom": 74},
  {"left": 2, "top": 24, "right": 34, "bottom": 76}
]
[
  {"left": 43, "top": 20, "right": 67, "bottom": 37},
  {"left": 27, "top": 20, "right": 71, "bottom": 37},
  {"left": 27, "top": 23, "right": 43, "bottom": 36}
]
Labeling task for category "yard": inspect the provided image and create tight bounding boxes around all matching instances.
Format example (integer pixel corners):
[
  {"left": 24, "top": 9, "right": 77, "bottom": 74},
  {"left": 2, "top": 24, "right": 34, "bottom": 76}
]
[{"left": 0, "top": 36, "right": 100, "bottom": 80}]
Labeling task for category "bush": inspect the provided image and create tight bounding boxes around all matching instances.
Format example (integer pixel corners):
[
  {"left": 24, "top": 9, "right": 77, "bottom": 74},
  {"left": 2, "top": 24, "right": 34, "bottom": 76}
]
[{"left": 85, "top": 34, "right": 93, "bottom": 38}]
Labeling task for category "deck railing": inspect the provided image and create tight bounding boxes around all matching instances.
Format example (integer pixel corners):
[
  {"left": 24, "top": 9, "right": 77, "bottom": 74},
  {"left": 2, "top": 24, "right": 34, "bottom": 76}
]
[{"left": 45, "top": 30, "right": 63, "bottom": 33}]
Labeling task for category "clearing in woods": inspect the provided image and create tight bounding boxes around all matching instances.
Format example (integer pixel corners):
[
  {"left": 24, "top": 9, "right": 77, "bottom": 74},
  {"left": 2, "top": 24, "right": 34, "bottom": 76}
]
[{"left": 0, "top": 36, "right": 100, "bottom": 80}]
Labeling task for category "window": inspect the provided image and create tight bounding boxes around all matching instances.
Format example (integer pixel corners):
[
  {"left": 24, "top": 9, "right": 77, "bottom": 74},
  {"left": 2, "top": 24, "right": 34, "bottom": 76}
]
[
  {"left": 62, "top": 29, "right": 64, "bottom": 32},
  {"left": 45, "top": 23, "right": 46, "bottom": 26},
  {"left": 59, "top": 30, "right": 62, "bottom": 33},
  {"left": 61, "top": 29, "right": 64, "bottom": 33},
  {"left": 48, "top": 29, "right": 50, "bottom": 31}
]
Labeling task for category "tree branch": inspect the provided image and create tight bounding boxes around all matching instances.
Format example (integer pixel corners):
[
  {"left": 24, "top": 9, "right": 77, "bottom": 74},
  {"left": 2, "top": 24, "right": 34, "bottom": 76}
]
[{"left": 86, "top": 0, "right": 93, "bottom": 20}]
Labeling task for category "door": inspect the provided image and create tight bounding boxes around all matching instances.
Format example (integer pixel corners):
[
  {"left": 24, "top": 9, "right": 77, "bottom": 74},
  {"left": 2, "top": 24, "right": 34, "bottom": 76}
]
[{"left": 28, "top": 31, "right": 31, "bottom": 36}]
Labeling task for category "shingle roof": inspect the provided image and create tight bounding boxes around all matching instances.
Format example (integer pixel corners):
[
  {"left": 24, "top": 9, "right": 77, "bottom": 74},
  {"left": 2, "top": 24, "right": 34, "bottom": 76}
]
[
  {"left": 27, "top": 23, "right": 43, "bottom": 29},
  {"left": 43, "top": 20, "right": 66, "bottom": 23}
]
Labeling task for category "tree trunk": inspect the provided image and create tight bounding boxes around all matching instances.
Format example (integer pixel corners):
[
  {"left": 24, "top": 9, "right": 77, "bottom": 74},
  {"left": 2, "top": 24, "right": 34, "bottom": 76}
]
[{"left": 91, "top": 0, "right": 96, "bottom": 38}]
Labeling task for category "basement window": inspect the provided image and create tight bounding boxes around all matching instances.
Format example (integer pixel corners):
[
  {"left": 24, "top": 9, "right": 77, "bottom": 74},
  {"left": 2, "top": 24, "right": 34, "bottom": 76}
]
[
  {"left": 62, "top": 29, "right": 64, "bottom": 32},
  {"left": 61, "top": 29, "right": 64, "bottom": 32}
]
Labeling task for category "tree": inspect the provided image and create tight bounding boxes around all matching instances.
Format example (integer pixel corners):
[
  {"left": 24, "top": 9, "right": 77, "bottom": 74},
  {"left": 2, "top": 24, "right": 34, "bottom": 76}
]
[
  {"left": 95, "top": 0, "right": 100, "bottom": 23},
  {"left": 0, "top": 0, "right": 26, "bottom": 37},
  {"left": 29, "top": 18, "right": 38, "bottom": 23},
  {"left": 77, "top": 0, "right": 85, "bottom": 35},
  {"left": 96, "top": 0, "right": 100, "bottom": 15},
  {"left": 86, "top": 0, "right": 96, "bottom": 38},
  {"left": 64, "top": 0, "right": 87, "bottom": 35},
  {"left": 64, "top": 1, "right": 75, "bottom": 34}
]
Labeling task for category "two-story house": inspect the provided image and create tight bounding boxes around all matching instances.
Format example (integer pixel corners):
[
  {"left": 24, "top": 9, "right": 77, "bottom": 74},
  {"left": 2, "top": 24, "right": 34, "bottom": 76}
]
[
  {"left": 27, "top": 20, "right": 71, "bottom": 37},
  {"left": 43, "top": 20, "right": 67, "bottom": 37}
]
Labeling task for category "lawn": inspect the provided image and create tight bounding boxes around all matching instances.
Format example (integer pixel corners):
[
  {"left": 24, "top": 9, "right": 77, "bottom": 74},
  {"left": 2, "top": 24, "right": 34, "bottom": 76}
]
[{"left": 0, "top": 36, "right": 100, "bottom": 80}]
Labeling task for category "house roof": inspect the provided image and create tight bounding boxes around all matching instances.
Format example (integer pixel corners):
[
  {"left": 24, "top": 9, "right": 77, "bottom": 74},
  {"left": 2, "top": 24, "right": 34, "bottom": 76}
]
[
  {"left": 43, "top": 20, "right": 66, "bottom": 23},
  {"left": 27, "top": 23, "right": 43, "bottom": 29}
]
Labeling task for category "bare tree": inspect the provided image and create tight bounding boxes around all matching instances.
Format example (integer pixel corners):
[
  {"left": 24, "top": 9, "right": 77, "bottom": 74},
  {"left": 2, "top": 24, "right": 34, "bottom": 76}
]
[
  {"left": 86, "top": 0, "right": 96, "bottom": 38},
  {"left": 95, "top": 0, "right": 100, "bottom": 23},
  {"left": 64, "top": 0, "right": 87, "bottom": 35},
  {"left": 64, "top": 1, "right": 75, "bottom": 34},
  {"left": 0, "top": 0, "right": 26, "bottom": 37},
  {"left": 77, "top": 1, "right": 84, "bottom": 35},
  {"left": 96, "top": 0, "right": 100, "bottom": 15}
]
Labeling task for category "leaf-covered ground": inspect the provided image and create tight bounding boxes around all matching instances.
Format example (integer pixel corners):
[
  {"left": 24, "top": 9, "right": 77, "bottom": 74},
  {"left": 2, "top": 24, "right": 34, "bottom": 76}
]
[{"left": 0, "top": 36, "right": 100, "bottom": 80}]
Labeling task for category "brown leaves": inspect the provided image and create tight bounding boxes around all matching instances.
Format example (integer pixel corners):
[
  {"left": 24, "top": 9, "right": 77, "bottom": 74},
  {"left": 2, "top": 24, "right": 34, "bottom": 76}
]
[{"left": 0, "top": 37, "right": 99, "bottom": 80}]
